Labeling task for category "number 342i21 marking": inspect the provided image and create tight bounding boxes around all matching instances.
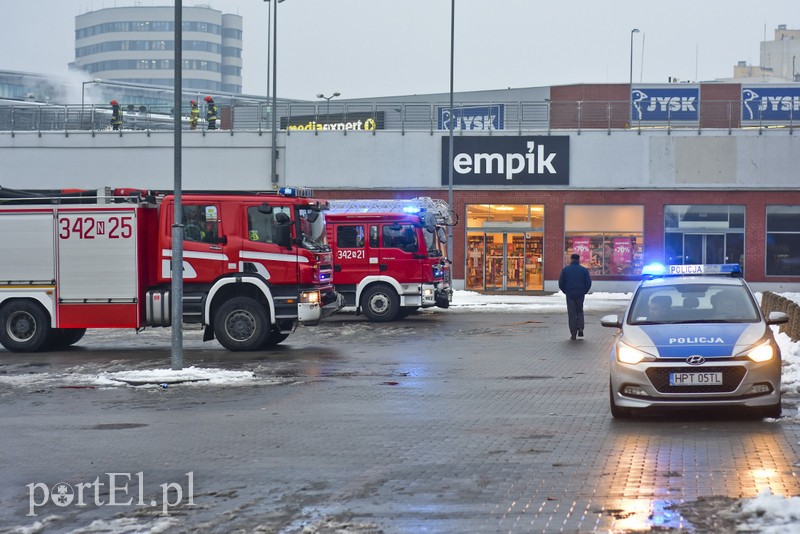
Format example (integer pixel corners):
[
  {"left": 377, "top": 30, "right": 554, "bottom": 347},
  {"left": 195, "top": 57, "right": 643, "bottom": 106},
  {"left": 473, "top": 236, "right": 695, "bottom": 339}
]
[
  {"left": 336, "top": 249, "right": 365, "bottom": 260},
  {"left": 58, "top": 216, "right": 133, "bottom": 240}
]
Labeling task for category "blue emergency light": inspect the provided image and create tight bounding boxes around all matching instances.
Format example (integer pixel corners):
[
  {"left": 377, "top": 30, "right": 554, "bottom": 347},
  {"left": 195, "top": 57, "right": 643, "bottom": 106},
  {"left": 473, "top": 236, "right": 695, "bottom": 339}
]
[
  {"left": 402, "top": 206, "right": 422, "bottom": 214},
  {"left": 279, "top": 187, "right": 314, "bottom": 198}
]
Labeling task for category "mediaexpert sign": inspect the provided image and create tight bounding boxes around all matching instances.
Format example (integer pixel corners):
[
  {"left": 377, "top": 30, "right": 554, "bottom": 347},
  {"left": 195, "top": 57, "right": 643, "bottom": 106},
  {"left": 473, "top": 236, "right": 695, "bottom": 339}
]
[
  {"left": 280, "top": 111, "right": 384, "bottom": 131},
  {"left": 630, "top": 87, "right": 699, "bottom": 122},
  {"left": 437, "top": 105, "right": 505, "bottom": 131},
  {"left": 741, "top": 86, "right": 800, "bottom": 122},
  {"left": 441, "top": 136, "right": 569, "bottom": 186}
]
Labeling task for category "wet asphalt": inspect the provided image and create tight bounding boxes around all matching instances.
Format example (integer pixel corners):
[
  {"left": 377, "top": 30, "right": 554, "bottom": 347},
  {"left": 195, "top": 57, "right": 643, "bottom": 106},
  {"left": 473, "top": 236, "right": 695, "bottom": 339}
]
[{"left": 1, "top": 306, "right": 799, "bottom": 533}]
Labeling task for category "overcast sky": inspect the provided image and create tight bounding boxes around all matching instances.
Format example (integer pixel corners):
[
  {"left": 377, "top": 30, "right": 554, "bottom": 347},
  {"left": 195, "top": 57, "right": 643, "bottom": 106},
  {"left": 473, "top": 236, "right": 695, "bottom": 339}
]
[{"left": 3, "top": 1, "right": 798, "bottom": 101}]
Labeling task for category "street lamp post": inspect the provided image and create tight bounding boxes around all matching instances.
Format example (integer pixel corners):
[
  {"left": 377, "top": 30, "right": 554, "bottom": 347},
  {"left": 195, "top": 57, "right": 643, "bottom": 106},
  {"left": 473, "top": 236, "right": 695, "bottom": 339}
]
[
  {"left": 80, "top": 79, "right": 101, "bottom": 129},
  {"left": 268, "top": 0, "right": 285, "bottom": 188},
  {"left": 316, "top": 92, "right": 341, "bottom": 123},
  {"left": 447, "top": 0, "right": 455, "bottom": 264},
  {"left": 629, "top": 28, "right": 640, "bottom": 90}
]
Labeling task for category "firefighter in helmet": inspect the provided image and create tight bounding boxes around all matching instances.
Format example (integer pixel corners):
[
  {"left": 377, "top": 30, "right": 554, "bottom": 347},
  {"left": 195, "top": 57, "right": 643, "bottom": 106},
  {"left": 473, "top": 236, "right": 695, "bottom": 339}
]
[
  {"left": 189, "top": 100, "right": 199, "bottom": 130},
  {"left": 110, "top": 100, "right": 123, "bottom": 131},
  {"left": 204, "top": 96, "right": 217, "bottom": 130}
]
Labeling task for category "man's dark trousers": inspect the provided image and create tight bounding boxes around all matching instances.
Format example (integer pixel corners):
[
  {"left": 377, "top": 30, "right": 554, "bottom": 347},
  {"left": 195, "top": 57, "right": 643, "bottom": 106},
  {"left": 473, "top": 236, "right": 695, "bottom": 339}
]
[{"left": 566, "top": 295, "right": 585, "bottom": 338}]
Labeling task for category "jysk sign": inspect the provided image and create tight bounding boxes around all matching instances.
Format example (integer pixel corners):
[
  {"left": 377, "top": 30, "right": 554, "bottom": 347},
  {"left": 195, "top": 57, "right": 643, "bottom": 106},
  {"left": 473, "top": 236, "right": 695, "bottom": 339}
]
[
  {"left": 742, "top": 86, "right": 800, "bottom": 122},
  {"left": 441, "top": 136, "right": 569, "bottom": 186},
  {"left": 630, "top": 87, "right": 699, "bottom": 122},
  {"left": 280, "top": 111, "right": 384, "bottom": 131},
  {"left": 437, "top": 105, "right": 505, "bottom": 131}
]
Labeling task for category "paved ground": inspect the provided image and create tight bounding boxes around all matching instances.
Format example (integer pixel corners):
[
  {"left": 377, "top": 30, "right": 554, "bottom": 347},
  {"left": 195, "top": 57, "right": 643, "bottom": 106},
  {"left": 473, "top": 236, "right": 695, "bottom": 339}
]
[{"left": 1, "top": 306, "right": 799, "bottom": 533}]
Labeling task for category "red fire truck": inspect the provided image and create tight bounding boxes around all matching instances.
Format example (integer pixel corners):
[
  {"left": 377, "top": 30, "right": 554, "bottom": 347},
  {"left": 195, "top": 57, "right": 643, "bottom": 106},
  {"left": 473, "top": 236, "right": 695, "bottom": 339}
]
[
  {"left": 325, "top": 198, "right": 455, "bottom": 322},
  {"left": 0, "top": 186, "right": 343, "bottom": 352}
]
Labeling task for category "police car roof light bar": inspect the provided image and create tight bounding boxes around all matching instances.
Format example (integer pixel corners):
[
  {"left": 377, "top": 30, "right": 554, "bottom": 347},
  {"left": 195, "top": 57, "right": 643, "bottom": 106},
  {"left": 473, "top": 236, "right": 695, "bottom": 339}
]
[{"left": 642, "top": 263, "right": 742, "bottom": 279}]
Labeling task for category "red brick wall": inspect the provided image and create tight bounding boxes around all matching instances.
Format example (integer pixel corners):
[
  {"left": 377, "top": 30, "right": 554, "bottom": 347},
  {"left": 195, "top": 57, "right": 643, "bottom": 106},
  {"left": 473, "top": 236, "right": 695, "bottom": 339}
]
[
  {"left": 550, "top": 84, "right": 630, "bottom": 129},
  {"left": 700, "top": 83, "right": 741, "bottom": 129}
]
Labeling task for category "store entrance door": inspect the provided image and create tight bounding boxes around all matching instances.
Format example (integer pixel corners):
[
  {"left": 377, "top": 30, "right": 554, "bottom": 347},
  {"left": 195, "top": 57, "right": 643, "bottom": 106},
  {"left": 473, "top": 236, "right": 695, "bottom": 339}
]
[
  {"left": 684, "top": 234, "right": 726, "bottom": 264},
  {"left": 466, "top": 232, "right": 543, "bottom": 291}
]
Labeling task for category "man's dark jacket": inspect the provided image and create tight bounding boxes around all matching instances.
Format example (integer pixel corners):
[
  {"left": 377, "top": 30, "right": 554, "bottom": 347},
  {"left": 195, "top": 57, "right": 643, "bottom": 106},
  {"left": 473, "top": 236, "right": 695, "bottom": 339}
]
[{"left": 558, "top": 261, "right": 592, "bottom": 298}]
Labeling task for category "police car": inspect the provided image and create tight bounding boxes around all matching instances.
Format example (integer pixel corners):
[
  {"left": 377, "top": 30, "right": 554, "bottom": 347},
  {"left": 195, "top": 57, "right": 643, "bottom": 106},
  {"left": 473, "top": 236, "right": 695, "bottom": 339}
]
[{"left": 602, "top": 264, "right": 788, "bottom": 419}]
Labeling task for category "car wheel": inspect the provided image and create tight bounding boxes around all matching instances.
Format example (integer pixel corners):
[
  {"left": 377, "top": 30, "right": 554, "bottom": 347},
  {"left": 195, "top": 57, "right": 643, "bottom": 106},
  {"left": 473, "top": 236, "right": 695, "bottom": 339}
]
[
  {"left": 213, "top": 297, "right": 269, "bottom": 351},
  {"left": 761, "top": 402, "right": 782, "bottom": 419},
  {"left": 361, "top": 284, "right": 399, "bottom": 322},
  {"left": 609, "top": 380, "right": 632, "bottom": 419},
  {"left": 0, "top": 300, "right": 51, "bottom": 353}
]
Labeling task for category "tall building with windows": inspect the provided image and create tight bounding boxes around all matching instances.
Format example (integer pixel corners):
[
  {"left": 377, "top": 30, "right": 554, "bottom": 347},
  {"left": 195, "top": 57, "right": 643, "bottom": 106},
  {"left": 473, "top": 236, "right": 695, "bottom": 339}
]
[{"left": 72, "top": 5, "right": 243, "bottom": 94}]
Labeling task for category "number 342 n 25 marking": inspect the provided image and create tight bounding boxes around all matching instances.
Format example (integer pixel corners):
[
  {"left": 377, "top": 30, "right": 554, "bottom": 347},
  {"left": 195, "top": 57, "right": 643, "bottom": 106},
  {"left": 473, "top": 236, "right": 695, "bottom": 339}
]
[{"left": 58, "top": 216, "right": 133, "bottom": 240}]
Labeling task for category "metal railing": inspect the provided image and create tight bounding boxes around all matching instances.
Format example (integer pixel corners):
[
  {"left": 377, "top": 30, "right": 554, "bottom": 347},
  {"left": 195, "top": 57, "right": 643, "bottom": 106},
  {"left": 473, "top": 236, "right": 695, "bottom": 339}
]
[{"left": 0, "top": 100, "right": 795, "bottom": 135}]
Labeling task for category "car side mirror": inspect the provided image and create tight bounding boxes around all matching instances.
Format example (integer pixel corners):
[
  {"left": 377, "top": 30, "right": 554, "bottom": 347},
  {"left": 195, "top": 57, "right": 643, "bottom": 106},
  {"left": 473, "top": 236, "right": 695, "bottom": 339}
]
[
  {"left": 601, "top": 314, "right": 622, "bottom": 328},
  {"left": 767, "top": 311, "right": 789, "bottom": 325}
]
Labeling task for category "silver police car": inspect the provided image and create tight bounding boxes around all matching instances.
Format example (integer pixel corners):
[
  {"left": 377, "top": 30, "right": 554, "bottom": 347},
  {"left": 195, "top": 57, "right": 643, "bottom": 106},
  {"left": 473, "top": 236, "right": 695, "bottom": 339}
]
[{"left": 602, "top": 264, "right": 788, "bottom": 418}]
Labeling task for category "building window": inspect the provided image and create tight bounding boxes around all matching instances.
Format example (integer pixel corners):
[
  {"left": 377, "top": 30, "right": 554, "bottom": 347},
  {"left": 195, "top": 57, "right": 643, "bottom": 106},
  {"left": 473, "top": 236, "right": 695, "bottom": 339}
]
[
  {"left": 664, "top": 205, "right": 744, "bottom": 269},
  {"left": 565, "top": 205, "right": 644, "bottom": 275},
  {"left": 766, "top": 206, "right": 800, "bottom": 276}
]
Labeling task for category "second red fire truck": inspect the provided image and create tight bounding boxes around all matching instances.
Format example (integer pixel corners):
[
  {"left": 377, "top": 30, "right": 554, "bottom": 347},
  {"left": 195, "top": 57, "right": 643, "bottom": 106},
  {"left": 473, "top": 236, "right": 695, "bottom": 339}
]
[
  {"left": 325, "top": 197, "right": 455, "bottom": 322},
  {"left": 0, "top": 186, "right": 343, "bottom": 353}
]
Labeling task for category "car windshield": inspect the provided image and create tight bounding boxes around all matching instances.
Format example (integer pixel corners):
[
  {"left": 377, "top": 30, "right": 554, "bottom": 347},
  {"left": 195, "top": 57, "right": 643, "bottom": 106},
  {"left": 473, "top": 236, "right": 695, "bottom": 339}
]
[
  {"left": 297, "top": 207, "right": 329, "bottom": 252},
  {"left": 628, "top": 282, "right": 760, "bottom": 325}
]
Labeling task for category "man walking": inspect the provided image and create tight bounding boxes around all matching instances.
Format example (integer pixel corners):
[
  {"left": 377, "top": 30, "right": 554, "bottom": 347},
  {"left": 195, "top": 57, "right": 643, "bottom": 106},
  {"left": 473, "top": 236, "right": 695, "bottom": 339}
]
[
  {"left": 189, "top": 100, "right": 199, "bottom": 130},
  {"left": 110, "top": 100, "right": 122, "bottom": 131},
  {"left": 558, "top": 253, "right": 592, "bottom": 340}
]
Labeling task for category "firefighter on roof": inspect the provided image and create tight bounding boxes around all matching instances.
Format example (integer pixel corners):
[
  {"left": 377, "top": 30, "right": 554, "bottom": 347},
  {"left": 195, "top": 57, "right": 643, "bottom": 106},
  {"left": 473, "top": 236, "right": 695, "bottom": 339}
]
[
  {"left": 204, "top": 96, "right": 217, "bottom": 130},
  {"left": 110, "top": 100, "right": 122, "bottom": 131},
  {"left": 189, "top": 100, "right": 199, "bottom": 130}
]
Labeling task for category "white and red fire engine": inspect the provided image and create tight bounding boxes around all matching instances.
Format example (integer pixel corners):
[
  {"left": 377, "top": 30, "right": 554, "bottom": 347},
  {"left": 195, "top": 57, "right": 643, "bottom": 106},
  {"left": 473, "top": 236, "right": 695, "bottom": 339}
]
[
  {"left": 0, "top": 186, "right": 343, "bottom": 352},
  {"left": 325, "top": 197, "right": 455, "bottom": 322}
]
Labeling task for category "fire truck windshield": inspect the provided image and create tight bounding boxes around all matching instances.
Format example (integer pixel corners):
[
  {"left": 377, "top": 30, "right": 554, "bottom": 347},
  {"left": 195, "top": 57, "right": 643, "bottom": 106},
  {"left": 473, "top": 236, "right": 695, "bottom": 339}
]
[{"left": 298, "top": 208, "right": 329, "bottom": 251}]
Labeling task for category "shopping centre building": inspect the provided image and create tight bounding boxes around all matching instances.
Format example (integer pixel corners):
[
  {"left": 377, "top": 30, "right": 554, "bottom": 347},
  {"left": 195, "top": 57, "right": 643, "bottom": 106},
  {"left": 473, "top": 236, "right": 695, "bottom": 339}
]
[{"left": 1, "top": 80, "right": 799, "bottom": 293}]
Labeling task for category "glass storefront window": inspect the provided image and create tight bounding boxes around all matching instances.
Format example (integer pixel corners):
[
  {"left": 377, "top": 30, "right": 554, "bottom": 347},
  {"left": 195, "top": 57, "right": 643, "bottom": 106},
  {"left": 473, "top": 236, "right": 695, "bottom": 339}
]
[
  {"left": 664, "top": 205, "right": 745, "bottom": 271},
  {"left": 766, "top": 206, "right": 800, "bottom": 276},
  {"left": 564, "top": 205, "right": 644, "bottom": 275}
]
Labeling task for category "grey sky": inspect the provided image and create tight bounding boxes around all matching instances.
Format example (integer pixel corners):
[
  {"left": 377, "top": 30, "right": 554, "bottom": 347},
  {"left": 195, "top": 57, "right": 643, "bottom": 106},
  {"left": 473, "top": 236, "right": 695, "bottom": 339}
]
[{"left": 4, "top": 1, "right": 798, "bottom": 101}]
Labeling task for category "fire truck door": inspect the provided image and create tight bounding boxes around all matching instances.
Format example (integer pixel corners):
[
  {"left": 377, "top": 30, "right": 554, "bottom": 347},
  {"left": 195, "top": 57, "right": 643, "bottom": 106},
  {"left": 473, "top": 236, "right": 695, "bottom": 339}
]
[
  {"left": 240, "top": 204, "right": 295, "bottom": 283},
  {"left": 332, "top": 223, "right": 370, "bottom": 285},
  {"left": 379, "top": 223, "right": 424, "bottom": 281},
  {"left": 176, "top": 203, "right": 228, "bottom": 281}
]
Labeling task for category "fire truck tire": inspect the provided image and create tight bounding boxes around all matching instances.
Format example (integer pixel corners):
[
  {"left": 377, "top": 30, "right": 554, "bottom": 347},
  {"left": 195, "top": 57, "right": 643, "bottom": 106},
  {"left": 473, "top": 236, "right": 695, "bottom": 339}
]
[
  {"left": 0, "top": 300, "right": 52, "bottom": 353},
  {"left": 262, "top": 328, "right": 290, "bottom": 347},
  {"left": 361, "top": 284, "right": 400, "bottom": 322},
  {"left": 48, "top": 328, "right": 87, "bottom": 349},
  {"left": 396, "top": 306, "right": 418, "bottom": 319},
  {"left": 213, "top": 297, "right": 269, "bottom": 351}
]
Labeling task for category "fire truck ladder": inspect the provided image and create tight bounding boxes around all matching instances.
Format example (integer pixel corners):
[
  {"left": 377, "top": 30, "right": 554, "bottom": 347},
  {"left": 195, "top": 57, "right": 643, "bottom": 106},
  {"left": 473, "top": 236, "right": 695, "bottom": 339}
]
[{"left": 327, "top": 197, "right": 457, "bottom": 226}]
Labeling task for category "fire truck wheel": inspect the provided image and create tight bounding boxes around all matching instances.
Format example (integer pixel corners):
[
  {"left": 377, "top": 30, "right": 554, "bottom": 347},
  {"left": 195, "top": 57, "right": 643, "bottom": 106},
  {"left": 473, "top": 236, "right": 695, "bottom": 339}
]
[
  {"left": 262, "top": 328, "right": 289, "bottom": 347},
  {"left": 213, "top": 297, "right": 269, "bottom": 351},
  {"left": 47, "top": 328, "right": 87, "bottom": 349},
  {"left": 0, "top": 300, "right": 52, "bottom": 353},
  {"left": 361, "top": 284, "right": 400, "bottom": 322},
  {"left": 396, "top": 306, "right": 418, "bottom": 319}
]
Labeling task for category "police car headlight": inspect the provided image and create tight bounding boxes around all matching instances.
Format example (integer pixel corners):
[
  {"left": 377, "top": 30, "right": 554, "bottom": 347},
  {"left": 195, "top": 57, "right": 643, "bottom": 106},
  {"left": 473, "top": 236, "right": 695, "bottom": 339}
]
[
  {"left": 617, "top": 341, "right": 652, "bottom": 365},
  {"left": 746, "top": 342, "right": 774, "bottom": 363}
]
